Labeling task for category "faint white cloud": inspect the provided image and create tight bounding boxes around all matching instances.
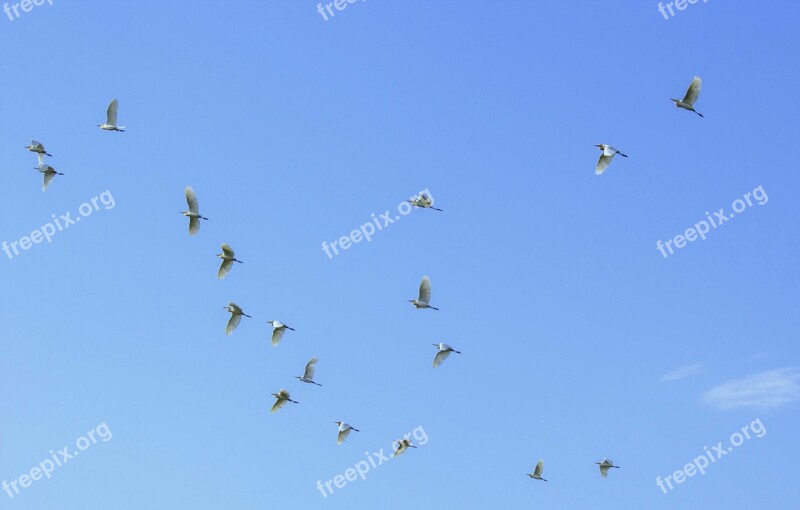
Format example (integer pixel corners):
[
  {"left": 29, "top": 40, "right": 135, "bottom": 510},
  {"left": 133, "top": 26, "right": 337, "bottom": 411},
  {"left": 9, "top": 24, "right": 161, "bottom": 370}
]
[
  {"left": 660, "top": 364, "right": 703, "bottom": 382},
  {"left": 702, "top": 368, "right": 800, "bottom": 410}
]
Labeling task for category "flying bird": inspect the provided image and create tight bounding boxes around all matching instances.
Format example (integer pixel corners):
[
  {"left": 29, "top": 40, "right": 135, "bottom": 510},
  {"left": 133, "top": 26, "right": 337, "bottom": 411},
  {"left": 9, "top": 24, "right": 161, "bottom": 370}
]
[
  {"left": 296, "top": 357, "right": 322, "bottom": 386},
  {"left": 408, "top": 192, "right": 443, "bottom": 211},
  {"left": 267, "top": 320, "right": 295, "bottom": 347},
  {"left": 35, "top": 154, "right": 63, "bottom": 191},
  {"left": 432, "top": 343, "right": 461, "bottom": 368},
  {"left": 527, "top": 459, "right": 547, "bottom": 481},
  {"left": 216, "top": 243, "right": 243, "bottom": 279},
  {"left": 335, "top": 422, "right": 360, "bottom": 444},
  {"left": 596, "top": 458, "right": 621, "bottom": 478},
  {"left": 26, "top": 140, "right": 52, "bottom": 157},
  {"left": 270, "top": 389, "right": 298, "bottom": 413},
  {"left": 98, "top": 98, "right": 125, "bottom": 131},
  {"left": 594, "top": 144, "right": 628, "bottom": 175},
  {"left": 409, "top": 275, "right": 438, "bottom": 310},
  {"left": 671, "top": 76, "right": 703, "bottom": 117},
  {"left": 182, "top": 186, "right": 208, "bottom": 235},
  {"left": 392, "top": 438, "right": 417, "bottom": 457},
  {"left": 223, "top": 302, "right": 251, "bottom": 335}
]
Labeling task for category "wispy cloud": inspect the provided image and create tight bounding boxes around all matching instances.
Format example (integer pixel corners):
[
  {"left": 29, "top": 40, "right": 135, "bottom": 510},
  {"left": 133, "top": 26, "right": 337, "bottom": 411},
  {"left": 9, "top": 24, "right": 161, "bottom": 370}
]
[
  {"left": 660, "top": 364, "right": 703, "bottom": 382},
  {"left": 702, "top": 368, "right": 800, "bottom": 410}
]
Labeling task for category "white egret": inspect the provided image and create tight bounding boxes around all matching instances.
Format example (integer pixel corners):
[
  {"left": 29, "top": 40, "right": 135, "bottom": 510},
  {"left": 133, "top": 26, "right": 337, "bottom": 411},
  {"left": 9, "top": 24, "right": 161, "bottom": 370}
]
[
  {"left": 409, "top": 275, "right": 438, "bottom": 310},
  {"left": 267, "top": 320, "right": 295, "bottom": 347},
  {"left": 527, "top": 459, "right": 547, "bottom": 481},
  {"left": 671, "top": 76, "right": 703, "bottom": 117},
  {"left": 407, "top": 192, "right": 443, "bottom": 211},
  {"left": 98, "top": 98, "right": 125, "bottom": 131},
  {"left": 34, "top": 153, "right": 63, "bottom": 191},
  {"left": 26, "top": 140, "right": 52, "bottom": 157},
  {"left": 335, "top": 421, "right": 360, "bottom": 444},
  {"left": 596, "top": 458, "right": 621, "bottom": 478},
  {"left": 216, "top": 243, "right": 242, "bottom": 279},
  {"left": 223, "top": 302, "right": 251, "bottom": 335},
  {"left": 270, "top": 389, "right": 298, "bottom": 413},
  {"left": 392, "top": 438, "right": 417, "bottom": 457},
  {"left": 181, "top": 186, "right": 208, "bottom": 235},
  {"left": 432, "top": 343, "right": 461, "bottom": 368},
  {"left": 296, "top": 357, "right": 322, "bottom": 386},
  {"left": 594, "top": 144, "right": 628, "bottom": 175}
]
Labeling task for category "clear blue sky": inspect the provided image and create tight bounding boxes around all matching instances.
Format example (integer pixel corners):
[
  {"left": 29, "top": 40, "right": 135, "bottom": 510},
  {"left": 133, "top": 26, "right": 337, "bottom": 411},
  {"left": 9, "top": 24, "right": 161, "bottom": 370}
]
[{"left": 1, "top": 1, "right": 798, "bottom": 508}]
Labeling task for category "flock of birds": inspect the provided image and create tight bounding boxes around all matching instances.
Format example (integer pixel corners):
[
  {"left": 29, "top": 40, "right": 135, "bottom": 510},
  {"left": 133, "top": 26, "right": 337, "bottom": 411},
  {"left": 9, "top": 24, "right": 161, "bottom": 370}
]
[{"left": 24, "top": 74, "right": 705, "bottom": 477}]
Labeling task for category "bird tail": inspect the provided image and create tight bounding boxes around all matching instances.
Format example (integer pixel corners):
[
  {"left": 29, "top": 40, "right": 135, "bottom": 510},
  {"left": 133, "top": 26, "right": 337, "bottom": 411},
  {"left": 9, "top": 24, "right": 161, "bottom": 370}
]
[{"left": 695, "top": 111, "right": 704, "bottom": 118}]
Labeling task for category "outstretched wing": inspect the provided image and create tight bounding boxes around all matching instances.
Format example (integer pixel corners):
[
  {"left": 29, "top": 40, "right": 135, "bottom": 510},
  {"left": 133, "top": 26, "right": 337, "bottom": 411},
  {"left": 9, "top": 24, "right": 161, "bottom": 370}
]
[
  {"left": 337, "top": 428, "right": 351, "bottom": 445},
  {"left": 595, "top": 152, "right": 615, "bottom": 175},
  {"left": 682, "top": 76, "right": 702, "bottom": 106},
  {"left": 433, "top": 349, "right": 451, "bottom": 368},
  {"left": 534, "top": 460, "right": 544, "bottom": 477},
  {"left": 189, "top": 217, "right": 200, "bottom": 235},
  {"left": 304, "top": 358, "right": 318, "bottom": 380},
  {"left": 226, "top": 313, "right": 242, "bottom": 335},
  {"left": 271, "top": 327, "right": 286, "bottom": 347},
  {"left": 600, "top": 464, "right": 609, "bottom": 478},
  {"left": 218, "top": 259, "right": 233, "bottom": 279},
  {"left": 107, "top": 99, "right": 119, "bottom": 125},
  {"left": 271, "top": 397, "right": 287, "bottom": 413},
  {"left": 418, "top": 276, "right": 432, "bottom": 305},
  {"left": 36, "top": 152, "right": 46, "bottom": 166},
  {"left": 42, "top": 171, "right": 56, "bottom": 191},
  {"left": 185, "top": 186, "right": 199, "bottom": 213},
  {"left": 221, "top": 243, "right": 234, "bottom": 257}
]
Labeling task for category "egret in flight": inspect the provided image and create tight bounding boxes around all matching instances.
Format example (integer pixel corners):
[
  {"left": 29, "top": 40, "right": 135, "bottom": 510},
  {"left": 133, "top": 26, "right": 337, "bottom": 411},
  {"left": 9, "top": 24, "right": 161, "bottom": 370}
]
[
  {"left": 267, "top": 320, "right": 295, "bottom": 347},
  {"left": 182, "top": 186, "right": 208, "bottom": 235},
  {"left": 594, "top": 144, "right": 628, "bottom": 175},
  {"left": 335, "top": 422, "right": 360, "bottom": 444},
  {"left": 26, "top": 140, "right": 52, "bottom": 157},
  {"left": 270, "top": 389, "right": 298, "bottom": 413},
  {"left": 671, "top": 76, "right": 703, "bottom": 117},
  {"left": 432, "top": 343, "right": 461, "bottom": 368},
  {"left": 408, "top": 192, "right": 443, "bottom": 211},
  {"left": 223, "top": 302, "right": 251, "bottom": 335},
  {"left": 296, "top": 357, "right": 322, "bottom": 386},
  {"left": 98, "top": 98, "right": 125, "bottom": 131},
  {"left": 392, "top": 438, "right": 417, "bottom": 457},
  {"left": 409, "top": 276, "right": 439, "bottom": 310},
  {"left": 35, "top": 153, "right": 63, "bottom": 191},
  {"left": 596, "top": 458, "right": 621, "bottom": 478},
  {"left": 216, "top": 243, "right": 243, "bottom": 279},
  {"left": 527, "top": 459, "right": 547, "bottom": 481}
]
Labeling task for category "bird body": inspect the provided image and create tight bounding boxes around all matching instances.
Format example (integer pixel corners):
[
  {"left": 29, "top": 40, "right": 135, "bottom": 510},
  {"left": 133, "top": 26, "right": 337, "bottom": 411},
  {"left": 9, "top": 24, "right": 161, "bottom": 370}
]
[
  {"left": 409, "top": 275, "right": 439, "bottom": 310},
  {"left": 408, "top": 192, "right": 443, "bottom": 211},
  {"left": 98, "top": 99, "right": 125, "bottom": 131},
  {"left": 26, "top": 140, "right": 52, "bottom": 157},
  {"left": 271, "top": 389, "right": 298, "bottom": 413},
  {"left": 267, "top": 320, "right": 295, "bottom": 346},
  {"left": 594, "top": 144, "right": 628, "bottom": 175},
  {"left": 527, "top": 459, "right": 547, "bottom": 481},
  {"left": 392, "top": 438, "right": 417, "bottom": 457},
  {"left": 216, "top": 243, "right": 243, "bottom": 279},
  {"left": 296, "top": 357, "right": 322, "bottom": 386},
  {"left": 432, "top": 343, "right": 461, "bottom": 368},
  {"left": 223, "top": 302, "right": 251, "bottom": 335},
  {"left": 671, "top": 76, "right": 703, "bottom": 117},
  {"left": 335, "top": 421, "right": 360, "bottom": 444},
  {"left": 596, "top": 458, "right": 621, "bottom": 478},
  {"left": 182, "top": 186, "right": 208, "bottom": 235},
  {"left": 35, "top": 153, "right": 63, "bottom": 191}
]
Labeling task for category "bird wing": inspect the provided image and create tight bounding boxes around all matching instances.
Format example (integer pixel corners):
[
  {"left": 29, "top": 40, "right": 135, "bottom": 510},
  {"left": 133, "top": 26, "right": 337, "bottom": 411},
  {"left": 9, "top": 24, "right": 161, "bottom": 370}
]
[
  {"left": 271, "top": 397, "right": 287, "bottom": 413},
  {"left": 304, "top": 358, "right": 318, "bottom": 380},
  {"left": 337, "top": 428, "right": 351, "bottom": 445},
  {"left": 31, "top": 140, "right": 44, "bottom": 150},
  {"left": 36, "top": 152, "right": 46, "bottom": 166},
  {"left": 418, "top": 193, "right": 432, "bottom": 207},
  {"left": 682, "top": 76, "right": 702, "bottom": 106},
  {"left": 221, "top": 243, "right": 234, "bottom": 257},
  {"left": 107, "top": 99, "right": 119, "bottom": 125},
  {"left": 218, "top": 259, "right": 233, "bottom": 279},
  {"left": 600, "top": 464, "right": 609, "bottom": 478},
  {"left": 534, "top": 460, "right": 544, "bottom": 477},
  {"left": 42, "top": 171, "right": 56, "bottom": 191},
  {"left": 185, "top": 186, "right": 199, "bottom": 213},
  {"left": 418, "top": 276, "right": 432, "bottom": 304},
  {"left": 595, "top": 152, "right": 615, "bottom": 175},
  {"left": 189, "top": 217, "right": 200, "bottom": 235},
  {"left": 433, "top": 349, "right": 451, "bottom": 368},
  {"left": 226, "top": 313, "right": 242, "bottom": 335},
  {"left": 271, "top": 327, "right": 286, "bottom": 346}
]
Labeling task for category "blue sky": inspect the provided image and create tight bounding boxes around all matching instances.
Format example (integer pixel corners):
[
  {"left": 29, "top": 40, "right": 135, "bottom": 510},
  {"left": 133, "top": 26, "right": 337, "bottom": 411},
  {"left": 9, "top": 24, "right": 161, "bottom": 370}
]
[{"left": 1, "top": 1, "right": 799, "bottom": 508}]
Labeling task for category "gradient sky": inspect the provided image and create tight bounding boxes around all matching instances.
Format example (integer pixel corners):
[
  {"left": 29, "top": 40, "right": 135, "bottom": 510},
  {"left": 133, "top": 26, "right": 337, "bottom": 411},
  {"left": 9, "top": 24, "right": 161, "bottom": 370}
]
[{"left": 1, "top": 1, "right": 799, "bottom": 508}]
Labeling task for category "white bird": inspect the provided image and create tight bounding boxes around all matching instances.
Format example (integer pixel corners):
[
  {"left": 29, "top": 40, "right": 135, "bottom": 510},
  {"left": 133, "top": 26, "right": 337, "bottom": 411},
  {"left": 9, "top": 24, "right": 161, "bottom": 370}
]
[
  {"left": 270, "top": 389, "right": 298, "bottom": 413},
  {"left": 527, "top": 459, "right": 547, "bottom": 482},
  {"left": 392, "top": 438, "right": 417, "bottom": 457},
  {"left": 596, "top": 458, "right": 621, "bottom": 478},
  {"left": 594, "top": 144, "right": 628, "bottom": 175},
  {"left": 407, "top": 192, "right": 443, "bottom": 211},
  {"left": 98, "top": 98, "right": 125, "bottom": 131},
  {"left": 671, "top": 76, "right": 703, "bottom": 117},
  {"left": 266, "top": 320, "right": 295, "bottom": 347},
  {"left": 296, "top": 357, "right": 322, "bottom": 386},
  {"left": 216, "top": 243, "right": 243, "bottom": 279},
  {"left": 34, "top": 153, "right": 63, "bottom": 191},
  {"left": 181, "top": 186, "right": 209, "bottom": 235},
  {"left": 409, "top": 275, "right": 439, "bottom": 310},
  {"left": 26, "top": 140, "right": 52, "bottom": 157},
  {"left": 335, "top": 421, "right": 360, "bottom": 445},
  {"left": 223, "top": 302, "right": 251, "bottom": 335},
  {"left": 432, "top": 343, "right": 461, "bottom": 368}
]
